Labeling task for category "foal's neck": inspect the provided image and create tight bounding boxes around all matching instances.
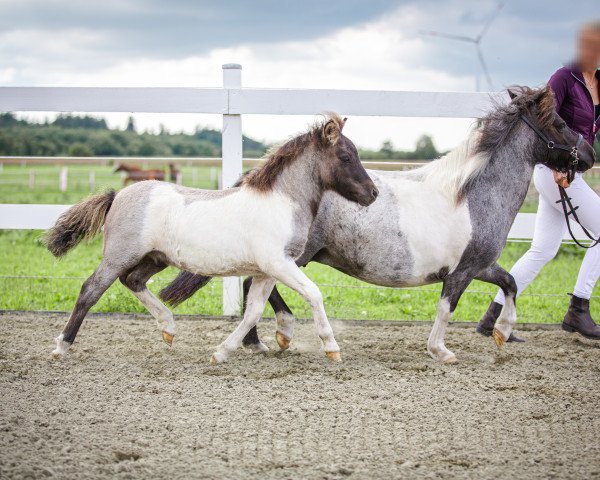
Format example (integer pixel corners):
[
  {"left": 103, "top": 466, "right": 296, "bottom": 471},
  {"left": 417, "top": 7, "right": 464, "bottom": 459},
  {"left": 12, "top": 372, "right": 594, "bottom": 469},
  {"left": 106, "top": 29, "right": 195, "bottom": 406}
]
[{"left": 273, "top": 149, "right": 323, "bottom": 219}]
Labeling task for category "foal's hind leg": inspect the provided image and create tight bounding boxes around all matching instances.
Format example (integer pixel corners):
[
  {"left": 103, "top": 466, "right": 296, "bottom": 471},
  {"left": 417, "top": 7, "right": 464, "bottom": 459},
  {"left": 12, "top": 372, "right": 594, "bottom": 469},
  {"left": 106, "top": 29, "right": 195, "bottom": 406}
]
[
  {"left": 475, "top": 263, "right": 518, "bottom": 348},
  {"left": 427, "top": 274, "right": 472, "bottom": 364},
  {"left": 53, "top": 260, "right": 122, "bottom": 358},
  {"left": 119, "top": 255, "right": 174, "bottom": 345}
]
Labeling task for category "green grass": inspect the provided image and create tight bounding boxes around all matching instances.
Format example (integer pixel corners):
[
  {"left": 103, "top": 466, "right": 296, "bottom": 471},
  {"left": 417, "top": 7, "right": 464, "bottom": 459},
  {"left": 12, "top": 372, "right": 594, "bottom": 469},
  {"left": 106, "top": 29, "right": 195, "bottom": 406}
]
[
  {"left": 2, "top": 164, "right": 600, "bottom": 323},
  {"left": 0, "top": 230, "right": 598, "bottom": 323},
  {"left": 0, "top": 164, "right": 220, "bottom": 204}
]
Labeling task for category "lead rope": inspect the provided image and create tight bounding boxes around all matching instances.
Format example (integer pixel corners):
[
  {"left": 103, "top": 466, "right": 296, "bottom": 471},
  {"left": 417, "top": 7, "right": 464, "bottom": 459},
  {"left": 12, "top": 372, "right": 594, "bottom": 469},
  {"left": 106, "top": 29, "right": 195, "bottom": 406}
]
[{"left": 557, "top": 185, "right": 600, "bottom": 248}]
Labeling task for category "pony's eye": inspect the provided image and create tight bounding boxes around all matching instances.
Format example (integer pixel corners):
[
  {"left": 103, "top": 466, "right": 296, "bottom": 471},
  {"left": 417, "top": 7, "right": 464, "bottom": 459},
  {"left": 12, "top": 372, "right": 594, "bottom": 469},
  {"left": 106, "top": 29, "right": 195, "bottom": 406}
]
[{"left": 340, "top": 155, "right": 351, "bottom": 163}]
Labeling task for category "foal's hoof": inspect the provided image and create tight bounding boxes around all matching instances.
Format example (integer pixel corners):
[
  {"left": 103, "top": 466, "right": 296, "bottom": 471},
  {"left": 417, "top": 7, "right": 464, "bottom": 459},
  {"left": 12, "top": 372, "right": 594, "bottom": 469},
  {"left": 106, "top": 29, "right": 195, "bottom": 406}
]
[
  {"left": 51, "top": 349, "right": 64, "bottom": 360},
  {"left": 276, "top": 332, "right": 291, "bottom": 351},
  {"left": 210, "top": 351, "right": 227, "bottom": 364},
  {"left": 492, "top": 328, "right": 506, "bottom": 348},
  {"left": 161, "top": 330, "right": 174, "bottom": 346},
  {"left": 325, "top": 351, "right": 342, "bottom": 362},
  {"left": 52, "top": 334, "right": 70, "bottom": 359}
]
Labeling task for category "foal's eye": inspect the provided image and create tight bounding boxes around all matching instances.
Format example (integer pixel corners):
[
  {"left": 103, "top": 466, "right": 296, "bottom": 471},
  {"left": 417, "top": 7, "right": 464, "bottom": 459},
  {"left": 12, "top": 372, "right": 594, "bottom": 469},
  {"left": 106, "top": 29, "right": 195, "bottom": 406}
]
[{"left": 340, "top": 155, "right": 351, "bottom": 163}]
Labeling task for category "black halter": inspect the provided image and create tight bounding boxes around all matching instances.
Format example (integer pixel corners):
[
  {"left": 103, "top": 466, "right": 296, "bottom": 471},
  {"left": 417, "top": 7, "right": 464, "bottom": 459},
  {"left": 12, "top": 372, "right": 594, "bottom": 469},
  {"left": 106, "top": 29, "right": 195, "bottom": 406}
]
[
  {"left": 520, "top": 114, "right": 598, "bottom": 248},
  {"left": 520, "top": 114, "right": 584, "bottom": 183}
]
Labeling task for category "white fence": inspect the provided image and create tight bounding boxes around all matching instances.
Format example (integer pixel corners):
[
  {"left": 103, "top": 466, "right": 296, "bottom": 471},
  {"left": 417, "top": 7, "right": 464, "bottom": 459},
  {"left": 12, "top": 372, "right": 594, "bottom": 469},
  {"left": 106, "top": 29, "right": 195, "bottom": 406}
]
[{"left": 0, "top": 63, "right": 589, "bottom": 315}]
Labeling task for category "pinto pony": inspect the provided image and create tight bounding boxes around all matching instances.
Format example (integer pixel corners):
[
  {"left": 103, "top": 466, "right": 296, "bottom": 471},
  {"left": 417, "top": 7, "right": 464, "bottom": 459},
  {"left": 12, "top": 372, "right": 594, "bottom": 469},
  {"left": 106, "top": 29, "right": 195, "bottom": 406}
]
[
  {"left": 46, "top": 114, "right": 378, "bottom": 362},
  {"left": 161, "top": 87, "right": 596, "bottom": 363}
]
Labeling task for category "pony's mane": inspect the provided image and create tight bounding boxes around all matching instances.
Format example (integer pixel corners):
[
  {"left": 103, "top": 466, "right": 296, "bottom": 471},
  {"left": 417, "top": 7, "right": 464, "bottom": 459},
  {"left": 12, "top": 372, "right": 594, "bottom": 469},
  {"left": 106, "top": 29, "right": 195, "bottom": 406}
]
[
  {"left": 401, "top": 86, "right": 556, "bottom": 204},
  {"left": 476, "top": 85, "right": 556, "bottom": 157},
  {"left": 402, "top": 129, "right": 488, "bottom": 204},
  {"left": 240, "top": 113, "right": 345, "bottom": 191}
]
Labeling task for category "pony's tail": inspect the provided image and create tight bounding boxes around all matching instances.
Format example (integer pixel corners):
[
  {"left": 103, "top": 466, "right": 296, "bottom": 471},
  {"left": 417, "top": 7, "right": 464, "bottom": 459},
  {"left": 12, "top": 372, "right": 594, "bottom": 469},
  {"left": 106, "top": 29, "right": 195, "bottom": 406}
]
[
  {"left": 159, "top": 271, "right": 212, "bottom": 306},
  {"left": 44, "top": 190, "right": 116, "bottom": 258}
]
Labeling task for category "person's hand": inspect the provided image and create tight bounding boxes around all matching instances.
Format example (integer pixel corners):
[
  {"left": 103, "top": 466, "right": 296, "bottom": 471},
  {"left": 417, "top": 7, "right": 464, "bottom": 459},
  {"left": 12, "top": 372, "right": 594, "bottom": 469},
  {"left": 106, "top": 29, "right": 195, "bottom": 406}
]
[{"left": 552, "top": 170, "right": 571, "bottom": 188}]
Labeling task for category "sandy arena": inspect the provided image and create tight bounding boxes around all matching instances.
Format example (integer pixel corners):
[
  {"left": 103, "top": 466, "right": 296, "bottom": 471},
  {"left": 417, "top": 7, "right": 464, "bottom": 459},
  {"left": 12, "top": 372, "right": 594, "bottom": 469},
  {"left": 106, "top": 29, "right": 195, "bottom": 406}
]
[{"left": 1, "top": 311, "right": 599, "bottom": 479}]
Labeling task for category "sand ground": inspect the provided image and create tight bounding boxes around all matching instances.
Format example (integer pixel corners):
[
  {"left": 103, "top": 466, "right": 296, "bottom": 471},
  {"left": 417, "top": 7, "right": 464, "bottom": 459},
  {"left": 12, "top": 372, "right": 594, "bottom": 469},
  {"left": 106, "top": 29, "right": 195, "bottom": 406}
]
[{"left": 1, "top": 311, "right": 600, "bottom": 479}]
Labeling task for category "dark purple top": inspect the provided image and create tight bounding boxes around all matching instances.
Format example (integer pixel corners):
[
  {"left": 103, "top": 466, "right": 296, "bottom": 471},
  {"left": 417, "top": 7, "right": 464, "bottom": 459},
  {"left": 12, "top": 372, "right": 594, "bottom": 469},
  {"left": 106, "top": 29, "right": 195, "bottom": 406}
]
[{"left": 547, "top": 66, "right": 600, "bottom": 146}]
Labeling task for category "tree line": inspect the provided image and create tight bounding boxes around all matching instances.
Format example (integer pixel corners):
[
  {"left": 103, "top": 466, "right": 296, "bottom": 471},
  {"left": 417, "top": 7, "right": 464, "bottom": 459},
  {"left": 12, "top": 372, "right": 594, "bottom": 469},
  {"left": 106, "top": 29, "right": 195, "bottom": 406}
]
[{"left": 0, "top": 113, "right": 535, "bottom": 161}]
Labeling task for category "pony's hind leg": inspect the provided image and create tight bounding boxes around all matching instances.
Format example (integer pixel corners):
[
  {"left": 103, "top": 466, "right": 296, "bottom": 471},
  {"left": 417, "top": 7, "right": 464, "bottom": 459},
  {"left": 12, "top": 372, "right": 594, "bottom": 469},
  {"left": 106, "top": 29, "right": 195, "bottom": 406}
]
[
  {"left": 241, "top": 278, "right": 297, "bottom": 352},
  {"left": 427, "top": 274, "right": 471, "bottom": 364},
  {"left": 119, "top": 254, "right": 174, "bottom": 345},
  {"left": 212, "top": 276, "right": 276, "bottom": 364},
  {"left": 475, "top": 263, "right": 518, "bottom": 348},
  {"left": 53, "top": 260, "right": 122, "bottom": 358}
]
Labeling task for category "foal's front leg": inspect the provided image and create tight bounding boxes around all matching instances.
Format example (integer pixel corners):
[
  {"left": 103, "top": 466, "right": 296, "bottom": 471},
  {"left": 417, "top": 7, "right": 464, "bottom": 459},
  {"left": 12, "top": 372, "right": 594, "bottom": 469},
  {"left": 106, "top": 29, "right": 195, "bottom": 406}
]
[
  {"left": 211, "top": 276, "right": 276, "bottom": 364},
  {"left": 271, "top": 262, "right": 341, "bottom": 361}
]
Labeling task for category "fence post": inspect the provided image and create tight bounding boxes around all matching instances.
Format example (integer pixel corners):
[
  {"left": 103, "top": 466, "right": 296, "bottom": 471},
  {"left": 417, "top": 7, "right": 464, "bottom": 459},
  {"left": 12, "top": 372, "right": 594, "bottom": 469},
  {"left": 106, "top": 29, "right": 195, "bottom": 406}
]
[
  {"left": 59, "top": 167, "right": 68, "bottom": 192},
  {"left": 221, "top": 63, "right": 243, "bottom": 316}
]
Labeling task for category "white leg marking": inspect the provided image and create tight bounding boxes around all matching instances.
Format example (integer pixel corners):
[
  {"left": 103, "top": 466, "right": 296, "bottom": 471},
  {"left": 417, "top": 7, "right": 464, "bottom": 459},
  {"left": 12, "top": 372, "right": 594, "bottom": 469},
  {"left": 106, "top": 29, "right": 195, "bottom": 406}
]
[
  {"left": 271, "top": 263, "right": 340, "bottom": 359},
  {"left": 427, "top": 298, "right": 457, "bottom": 364},
  {"left": 493, "top": 295, "right": 516, "bottom": 345},
  {"left": 131, "top": 288, "right": 176, "bottom": 338},
  {"left": 275, "top": 310, "right": 296, "bottom": 350},
  {"left": 52, "top": 333, "right": 71, "bottom": 358},
  {"left": 212, "top": 277, "right": 276, "bottom": 364}
]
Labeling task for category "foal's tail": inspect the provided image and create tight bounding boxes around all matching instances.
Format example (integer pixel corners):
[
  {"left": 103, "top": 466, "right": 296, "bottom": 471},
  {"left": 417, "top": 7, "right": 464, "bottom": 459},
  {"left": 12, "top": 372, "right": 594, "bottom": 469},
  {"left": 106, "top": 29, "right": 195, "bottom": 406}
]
[
  {"left": 44, "top": 190, "right": 117, "bottom": 257},
  {"left": 159, "top": 271, "right": 212, "bottom": 306}
]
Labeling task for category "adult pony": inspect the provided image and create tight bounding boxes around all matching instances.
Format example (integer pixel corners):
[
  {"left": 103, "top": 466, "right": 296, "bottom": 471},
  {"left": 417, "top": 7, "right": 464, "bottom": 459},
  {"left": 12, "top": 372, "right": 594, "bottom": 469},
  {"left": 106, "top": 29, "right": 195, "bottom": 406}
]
[
  {"left": 161, "top": 87, "right": 596, "bottom": 363},
  {"left": 46, "top": 114, "right": 378, "bottom": 362}
]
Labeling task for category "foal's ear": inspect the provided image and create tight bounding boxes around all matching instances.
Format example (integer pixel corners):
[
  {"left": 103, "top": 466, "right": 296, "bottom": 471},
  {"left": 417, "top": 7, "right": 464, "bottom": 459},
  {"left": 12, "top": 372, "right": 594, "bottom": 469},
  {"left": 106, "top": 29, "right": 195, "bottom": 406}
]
[
  {"left": 322, "top": 119, "right": 341, "bottom": 146},
  {"left": 507, "top": 89, "right": 518, "bottom": 100}
]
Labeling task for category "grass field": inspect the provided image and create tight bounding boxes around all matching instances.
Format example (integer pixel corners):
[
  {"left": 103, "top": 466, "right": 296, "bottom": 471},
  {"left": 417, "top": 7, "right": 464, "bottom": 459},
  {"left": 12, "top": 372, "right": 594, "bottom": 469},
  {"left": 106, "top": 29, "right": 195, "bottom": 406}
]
[
  {"left": 1, "top": 163, "right": 600, "bottom": 323},
  {"left": 1, "top": 229, "right": 598, "bottom": 323}
]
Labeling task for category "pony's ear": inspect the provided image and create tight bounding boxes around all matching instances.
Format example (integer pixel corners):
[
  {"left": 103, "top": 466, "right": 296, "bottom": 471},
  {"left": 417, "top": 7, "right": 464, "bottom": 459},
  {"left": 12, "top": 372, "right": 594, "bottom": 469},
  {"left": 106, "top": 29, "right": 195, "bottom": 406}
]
[
  {"left": 342, "top": 117, "right": 348, "bottom": 129},
  {"left": 322, "top": 119, "right": 341, "bottom": 146}
]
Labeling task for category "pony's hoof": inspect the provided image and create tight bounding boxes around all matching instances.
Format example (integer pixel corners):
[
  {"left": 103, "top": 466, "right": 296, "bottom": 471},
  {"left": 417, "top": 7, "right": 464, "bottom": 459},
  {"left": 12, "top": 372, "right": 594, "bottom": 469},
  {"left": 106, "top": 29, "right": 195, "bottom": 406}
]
[
  {"left": 245, "top": 342, "right": 269, "bottom": 353},
  {"left": 325, "top": 351, "right": 342, "bottom": 362},
  {"left": 276, "top": 331, "right": 291, "bottom": 351},
  {"left": 442, "top": 354, "right": 458, "bottom": 364},
  {"left": 210, "top": 351, "right": 227, "bottom": 364},
  {"left": 52, "top": 334, "right": 70, "bottom": 359},
  {"left": 492, "top": 328, "right": 506, "bottom": 348},
  {"left": 51, "top": 349, "right": 64, "bottom": 359},
  {"left": 161, "top": 330, "right": 174, "bottom": 346}
]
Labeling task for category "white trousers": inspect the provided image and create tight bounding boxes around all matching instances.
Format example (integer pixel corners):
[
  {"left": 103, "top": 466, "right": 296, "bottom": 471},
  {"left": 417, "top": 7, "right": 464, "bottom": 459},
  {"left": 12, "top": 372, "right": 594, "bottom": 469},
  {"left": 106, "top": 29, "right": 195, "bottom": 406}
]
[{"left": 495, "top": 164, "right": 600, "bottom": 304}]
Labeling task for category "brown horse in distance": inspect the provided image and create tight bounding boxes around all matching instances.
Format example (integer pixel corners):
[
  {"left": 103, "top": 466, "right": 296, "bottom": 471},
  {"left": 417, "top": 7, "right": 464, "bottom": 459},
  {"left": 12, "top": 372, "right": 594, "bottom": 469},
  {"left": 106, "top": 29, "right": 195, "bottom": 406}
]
[{"left": 114, "top": 163, "right": 179, "bottom": 186}]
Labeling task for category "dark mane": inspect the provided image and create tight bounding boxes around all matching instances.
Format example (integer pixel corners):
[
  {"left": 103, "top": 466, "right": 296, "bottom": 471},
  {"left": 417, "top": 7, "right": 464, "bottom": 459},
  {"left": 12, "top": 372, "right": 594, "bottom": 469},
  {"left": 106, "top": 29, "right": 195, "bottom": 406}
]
[
  {"left": 240, "top": 113, "right": 345, "bottom": 191},
  {"left": 476, "top": 86, "right": 556, "bottom": 156}
]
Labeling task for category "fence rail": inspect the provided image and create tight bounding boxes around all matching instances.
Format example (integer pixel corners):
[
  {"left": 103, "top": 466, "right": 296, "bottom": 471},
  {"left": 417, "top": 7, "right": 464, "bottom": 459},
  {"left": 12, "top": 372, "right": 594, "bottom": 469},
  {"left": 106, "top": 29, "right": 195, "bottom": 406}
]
[{"left": 0, "top": 63, "right": 589, "bottom": 315}]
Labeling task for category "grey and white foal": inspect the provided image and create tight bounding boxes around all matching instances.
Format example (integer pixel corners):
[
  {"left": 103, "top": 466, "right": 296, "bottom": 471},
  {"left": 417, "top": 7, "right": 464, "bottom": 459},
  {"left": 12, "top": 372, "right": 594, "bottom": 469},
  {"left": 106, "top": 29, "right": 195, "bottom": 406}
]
[{"left": 45, "top": 114, "right": 378, "bottom": 362}]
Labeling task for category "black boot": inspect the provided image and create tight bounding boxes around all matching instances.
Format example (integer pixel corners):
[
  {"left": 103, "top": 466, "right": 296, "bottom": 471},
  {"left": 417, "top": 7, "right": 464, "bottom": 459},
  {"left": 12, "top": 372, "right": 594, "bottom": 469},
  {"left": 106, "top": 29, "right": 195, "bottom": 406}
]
[
  {"left": 476, "top": 301, "right": 525, "bottom": 343},
  {"left": 562, "top": 295, "right": 600, "bottom": 340}
]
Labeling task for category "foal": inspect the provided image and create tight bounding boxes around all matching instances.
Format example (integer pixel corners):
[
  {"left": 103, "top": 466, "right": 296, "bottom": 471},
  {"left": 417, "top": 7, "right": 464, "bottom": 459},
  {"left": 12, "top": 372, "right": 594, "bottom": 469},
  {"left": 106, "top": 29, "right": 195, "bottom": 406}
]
[{"left": 46, "top": 114, "right": 378, "bottom": 362}]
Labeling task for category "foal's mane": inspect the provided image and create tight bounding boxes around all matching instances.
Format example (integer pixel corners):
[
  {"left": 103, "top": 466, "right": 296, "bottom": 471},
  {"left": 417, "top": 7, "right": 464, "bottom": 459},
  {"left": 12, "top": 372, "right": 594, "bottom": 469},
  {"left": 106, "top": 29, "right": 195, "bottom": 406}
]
[
  {"left": 403, "top": 86, "right": 555, "bottom": 204},
  {"left": 240, "top": 113, "right": 345, "bottom": 192}
]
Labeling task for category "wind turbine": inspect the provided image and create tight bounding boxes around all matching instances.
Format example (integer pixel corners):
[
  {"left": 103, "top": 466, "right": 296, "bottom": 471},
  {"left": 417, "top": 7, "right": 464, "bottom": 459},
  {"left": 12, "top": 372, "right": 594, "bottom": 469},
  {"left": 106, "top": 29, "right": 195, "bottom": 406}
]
[{"left": 419, "top": 2, "right": 504, "bottom": 91}]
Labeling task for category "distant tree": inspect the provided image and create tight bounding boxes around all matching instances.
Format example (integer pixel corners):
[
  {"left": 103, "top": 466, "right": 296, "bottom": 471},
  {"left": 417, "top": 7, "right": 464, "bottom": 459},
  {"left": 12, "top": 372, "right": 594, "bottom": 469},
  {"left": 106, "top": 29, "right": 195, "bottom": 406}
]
[
  {"left": 414, "top": 134, "right": 438, "bottom": 160},
  {"left": 68, "top": 143, "right": 93, "bottom": 157},
  {"left": 380, "top": 140, "right": 395, "bottom": 159},
  {"left": 126, "top": 116, "right": 136, "bottom": 133},
  {"left": 53, "top": 114, "right": 107, "bottom": 130}
]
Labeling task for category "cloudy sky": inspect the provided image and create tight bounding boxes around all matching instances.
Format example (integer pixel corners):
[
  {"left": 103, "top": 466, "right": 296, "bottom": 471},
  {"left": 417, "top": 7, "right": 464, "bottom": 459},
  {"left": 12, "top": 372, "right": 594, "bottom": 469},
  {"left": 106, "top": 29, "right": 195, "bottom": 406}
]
[{"left": 0, "top": 0, "right": 596, "bottom": 150}]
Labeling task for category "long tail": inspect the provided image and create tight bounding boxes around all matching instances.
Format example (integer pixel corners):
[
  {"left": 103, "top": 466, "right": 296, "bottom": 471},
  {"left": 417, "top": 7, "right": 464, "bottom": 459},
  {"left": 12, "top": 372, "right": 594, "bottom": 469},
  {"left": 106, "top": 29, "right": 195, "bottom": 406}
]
[
  {"left": 159, "top": 271, "right": 212, "bottom": 306},
  {"left": 44, "top": 190, "right": 116, "bottom": 257}
]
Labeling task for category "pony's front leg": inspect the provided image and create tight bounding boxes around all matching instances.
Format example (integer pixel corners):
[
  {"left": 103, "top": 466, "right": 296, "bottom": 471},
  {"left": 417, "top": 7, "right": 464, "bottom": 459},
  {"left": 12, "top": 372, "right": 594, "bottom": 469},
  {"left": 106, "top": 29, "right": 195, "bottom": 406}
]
[
  {"left": 271, "top": 262, "right": 340, "bottom": 361},
  {"left": 427, "top": 275, "right": 471, "bottom": 364},
  {"left": 211, "top": 276, "right": 276, "bottom": 364},
  {"left": 476, "top": 263, "right": 518, "bottom": 348}
]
